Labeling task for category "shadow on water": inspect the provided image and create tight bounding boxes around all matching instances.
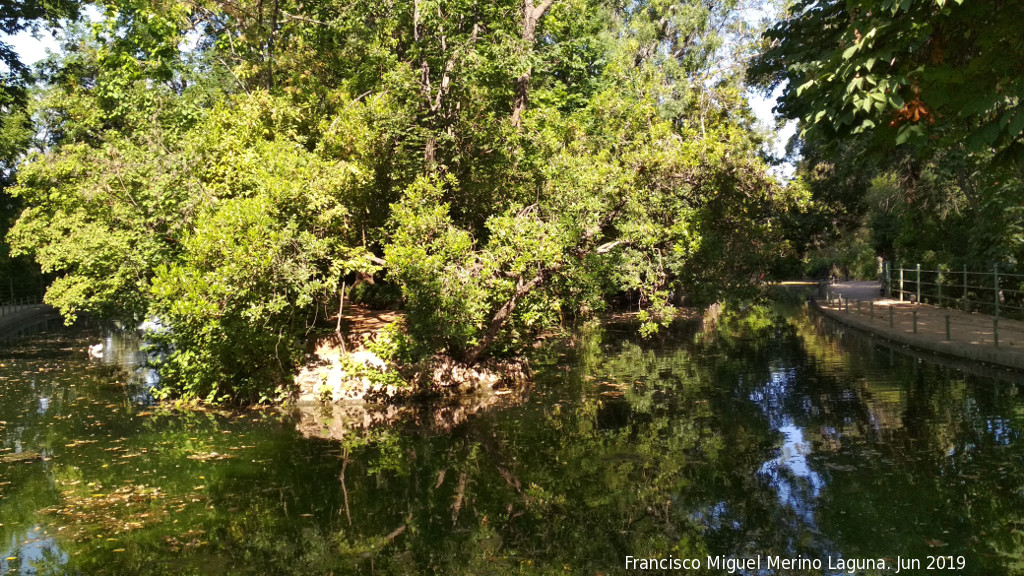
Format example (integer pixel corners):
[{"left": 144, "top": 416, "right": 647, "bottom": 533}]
[{"left": 2, "top": 304, "right": 1024, "bottom": 574}]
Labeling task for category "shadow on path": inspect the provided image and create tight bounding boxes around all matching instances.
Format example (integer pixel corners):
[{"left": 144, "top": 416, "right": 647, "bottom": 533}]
[{"left": 816, "top": 280, "right": 1024, "bottom": 372}]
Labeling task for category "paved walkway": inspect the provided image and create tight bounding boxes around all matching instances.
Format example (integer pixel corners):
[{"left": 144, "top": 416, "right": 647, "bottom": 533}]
[{"left": 815, "top": 280, "right": 1024, "bottom": 372}]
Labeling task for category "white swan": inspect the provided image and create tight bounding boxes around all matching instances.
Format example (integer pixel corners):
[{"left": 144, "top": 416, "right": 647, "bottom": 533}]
[{"left": 87, "top": 343, "right": 104, "bottom": 359}]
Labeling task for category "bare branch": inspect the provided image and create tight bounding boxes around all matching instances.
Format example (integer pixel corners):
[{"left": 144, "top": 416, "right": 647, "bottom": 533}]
[{"left": 533, "top": 0, "right": 556, "bottom": 20}]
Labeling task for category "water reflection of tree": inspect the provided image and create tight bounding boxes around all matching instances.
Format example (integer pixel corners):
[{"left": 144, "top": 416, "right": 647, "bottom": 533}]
[
  {"left": 321, "top": 313, "right": 818, "bottom": 574},
  {"left": 7, "top": 314, "right": 1024, "bottom": 574},
  {"left": 786, "top": 308, "right": 1024, "bottom": 575},
  {"left": 0, "top": 336, "right": 96, "bottom": 574}
]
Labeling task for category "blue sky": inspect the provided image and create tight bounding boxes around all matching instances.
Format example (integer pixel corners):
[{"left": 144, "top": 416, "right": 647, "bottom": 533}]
[{"left": 4, "top": 28, "right": 62, "bottom": 67}]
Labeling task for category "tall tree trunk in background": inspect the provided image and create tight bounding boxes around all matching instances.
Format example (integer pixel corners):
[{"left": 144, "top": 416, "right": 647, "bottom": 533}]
[
  {"left": 266, "top": 0, "right": 280, "bottom": 90},
  {"left": 415, "top": 0, "right": 477, "bottom": 170},
  {"left": 511, "top": 0, "right": 555, "bottom": 127}
]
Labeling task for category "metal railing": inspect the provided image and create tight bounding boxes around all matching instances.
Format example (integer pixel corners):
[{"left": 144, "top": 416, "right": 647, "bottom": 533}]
[
  {"left": 881, "top": 262, "right": 1024, "bottom": 320},
  {"left": 818, "top": 291, "right": 1015, "bottom": 347},
  {"left": 0, "top": 295, "right": 45, "bottom": 318}
]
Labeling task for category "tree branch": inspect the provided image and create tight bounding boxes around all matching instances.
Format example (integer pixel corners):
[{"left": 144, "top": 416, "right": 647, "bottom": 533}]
[{"left": 533, "top": 0, "right": 556, "bottom": 20}]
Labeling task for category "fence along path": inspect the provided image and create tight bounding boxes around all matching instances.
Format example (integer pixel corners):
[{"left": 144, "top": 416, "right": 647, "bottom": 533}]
[
  {"left": 882, "top": 262, "right": 1024, "bottom": 320},
  {"left": 0, "top": 296, "right": 60, "bottom": 340},
  {"left": 815, "top": 280, "right": 1024, "bottom": 372}
]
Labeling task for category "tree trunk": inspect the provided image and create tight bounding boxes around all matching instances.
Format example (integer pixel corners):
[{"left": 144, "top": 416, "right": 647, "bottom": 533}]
[
  {"left": 462, "top": 270, "right": 550, "bottom": 365},
  {"left": 461, "top": 199, "right": 627, "bottom": 365},
  {"left": 511, "top": 0, "right": 555, "bottom": 126},
  {"left": 425, "top": 136, "right": 437, "bottom": 169}
]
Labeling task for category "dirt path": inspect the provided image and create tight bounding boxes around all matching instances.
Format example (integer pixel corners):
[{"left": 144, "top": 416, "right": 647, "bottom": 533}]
[{"left": 816, "top": 280, "right": 1024, "bottom": 372}]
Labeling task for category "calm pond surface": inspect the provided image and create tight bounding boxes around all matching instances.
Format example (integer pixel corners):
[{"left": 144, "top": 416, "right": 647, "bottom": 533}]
[{"left": 3, "top": 305, "right": 1024, "bottom": 575}]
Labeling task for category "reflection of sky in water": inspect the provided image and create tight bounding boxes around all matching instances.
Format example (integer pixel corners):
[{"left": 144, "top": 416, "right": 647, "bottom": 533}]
[
  {"left": 749, "top": 369, "right": 796, "bottom": 429},
  {"left": 951, "top": 418, "right": 1018, "bottom": 457},
  {"left": 100, "top": 331, "right": 147, "bottom": 369},
  {"left": 750, "top": 369, "right": 832, "bottom": 557},
  {"left": 129, "top": 367, "right": 160, "bottom": 404},
  {"left": 1, "top": 528, "right": 68, "bottom": 575},
  {"left": 96, "top": 329, "right": 160, "bottom": 403},
  {"left": 986, "top": 418, "right": 1017, "bottom": 445},
  {"left": 758, "top": 424, "right": 824, "bottom": 525}
]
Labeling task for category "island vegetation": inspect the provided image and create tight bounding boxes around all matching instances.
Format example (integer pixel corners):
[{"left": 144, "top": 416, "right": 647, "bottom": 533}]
[{"left": 1, "top": 0, "right": 1021, "bottom": 403}]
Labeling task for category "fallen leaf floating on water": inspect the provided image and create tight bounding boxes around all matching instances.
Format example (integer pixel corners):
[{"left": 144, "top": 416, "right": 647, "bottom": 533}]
[
  {"left": 0, "top": 451, "right": 42, "bottom": 464},
  {"left": 187, "top": 451, "right": 233, "bottom": 461},
  {"left": 65, "top": 439, "right": 98, "bottom": 447}
]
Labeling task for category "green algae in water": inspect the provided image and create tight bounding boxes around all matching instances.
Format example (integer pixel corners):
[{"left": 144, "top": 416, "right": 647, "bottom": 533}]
[{"left": 2, "top": 309, "right": 1024, "bottom": 575}]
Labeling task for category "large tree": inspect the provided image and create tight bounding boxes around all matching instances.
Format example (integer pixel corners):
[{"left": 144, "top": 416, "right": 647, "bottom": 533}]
[
  {"left": 7, "top": 0, "right": 801, "bottom": 400},
  {"left": 1, "top": 0, "right": 81, "bottom": 293}
]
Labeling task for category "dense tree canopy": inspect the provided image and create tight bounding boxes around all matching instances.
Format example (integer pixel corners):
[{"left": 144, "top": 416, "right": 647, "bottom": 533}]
[
  {"left": 3, "top": 0, "right": 806, "bottom": 401},
  {"left": 753, "top": 0, "right": 1024, "bottom": 274},
  {"left": 1, "top": 0, "right": 80, "bottom": 290},
  {"left": 752, "top": 0, "right": 1024, "bottom": 160}
]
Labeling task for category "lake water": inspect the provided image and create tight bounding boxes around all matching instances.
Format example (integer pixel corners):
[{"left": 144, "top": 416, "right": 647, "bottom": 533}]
[{"left": 2, "top": 305, "right": 1023, "bottom": 575}]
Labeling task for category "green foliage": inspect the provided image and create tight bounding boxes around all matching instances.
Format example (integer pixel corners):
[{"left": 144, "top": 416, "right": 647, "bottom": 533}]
[
  {"left": 1, "top": 0, "right": 82, "bottom": 296},
  {"left": 140, "top": 94, "right": 376, "bottom": 401},
  {"left": 1, "top": 0, "right": 80, "bottom": 108},
  {"left": 752, "top": 0, "right": 1024, "bottom": 164},
  {"left": 803, "top": 227, "right": 878, "bottom": 280},
  {"left": 5, "top": 0, "right": 806, "bottom": 400},
  {"left": 10, "top": 77, "right": 375, "bottom": 400},
  {"left": 756, "top": 0, "right": 1024, "bottom": 275},
  {"left": 386, "top": 174, "right": 567, "bottom": 361},
  {"left": 366, "top": 320, "right": 417, "bottom": 366},
  {"left": 0, "top": 108, "right": 38, "bottom": 287},
  {"left": 385, "top": 89, "right": 801, "bottom": 362}
]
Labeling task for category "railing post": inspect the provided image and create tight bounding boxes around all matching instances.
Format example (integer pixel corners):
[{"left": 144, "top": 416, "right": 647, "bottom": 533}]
[
  {"left": 912, "top": 310, "right": 918, "bottom": 334},
  {"left": 916, "top": 263, "right": 921, "bottom": 304},
  {"left": 994, "top": 318, "right": 1000, "bottom": 347},
  {"left": 937, "top": 267, "right": 942, "bottom": 307},
  {"left": 995, "top": 264, "right": 1000, "bottom": 319},
  {"left": 945, "top": 313, "right": 950, "bottom": 341},
  {"left": 899, "top": 266, "right": 905, "bottom": 302},
  {"left": 870, "top": 301, "right": 874, "bottom": 320},
  {"left": 963, "top": 265, "right": 968, "bottom": 311}
]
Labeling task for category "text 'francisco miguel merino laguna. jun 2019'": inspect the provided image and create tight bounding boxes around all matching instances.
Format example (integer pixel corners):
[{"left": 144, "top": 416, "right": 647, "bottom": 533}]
[{"left": 625, "top": 554, "right": 967, "bottom": 573}]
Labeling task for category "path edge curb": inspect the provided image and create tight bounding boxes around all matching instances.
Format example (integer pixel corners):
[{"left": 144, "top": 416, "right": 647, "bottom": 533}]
[{"left": 810, "top": 298, "right": 1024, "bottom": 373}]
